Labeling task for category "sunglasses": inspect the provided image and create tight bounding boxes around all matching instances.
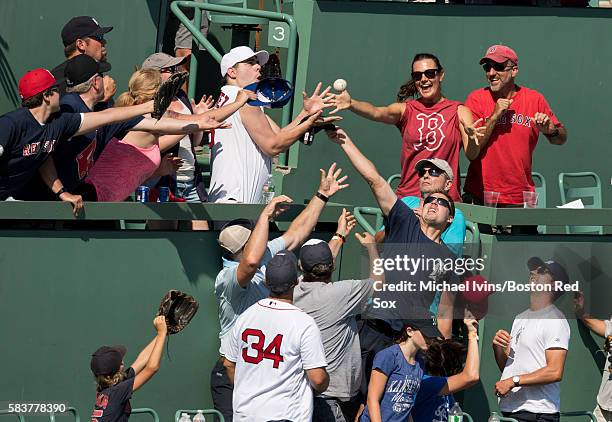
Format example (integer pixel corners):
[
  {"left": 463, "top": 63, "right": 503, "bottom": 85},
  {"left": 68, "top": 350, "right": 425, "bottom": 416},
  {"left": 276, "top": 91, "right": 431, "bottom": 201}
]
[
  {"left": 482, "top": 62, "right": 513, "bottom": 73},
  {"left": 161, "top": 65, "right": 178, "bottom": 74},
  {"left": 417, "top": 167, "right": 444, "bottom": 178},
  {"left": 88, "top": 34, "right": 106, "bottom": 44},
  {"left": 532, "top": 266, "right": 552, "bottom": 276},
  {"left": 424, "top": 195, "right": 452, "bottom": 210},
  {"left": 411, "top": 68, "right": 439, "bottom": 81},
  {"left": 45, "top": 86, "right": 60, "bottom": 95}
]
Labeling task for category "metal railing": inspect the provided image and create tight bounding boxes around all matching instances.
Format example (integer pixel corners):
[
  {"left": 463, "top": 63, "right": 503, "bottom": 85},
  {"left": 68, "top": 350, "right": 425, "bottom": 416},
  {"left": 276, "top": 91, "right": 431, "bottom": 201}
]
[{"left": 169, "top": 0, "right": 298, "bottom": 166}]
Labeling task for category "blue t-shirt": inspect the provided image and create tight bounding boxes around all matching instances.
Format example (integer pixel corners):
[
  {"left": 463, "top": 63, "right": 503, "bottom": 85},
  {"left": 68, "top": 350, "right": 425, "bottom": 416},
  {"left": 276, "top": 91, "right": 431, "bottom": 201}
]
[
  {"left": 360, "top": 344, "right": 424, "bottom": 422},
  {"left": 0, "top": 108, "right": 82, "bottom": 199},
  {"left": 411, "top": 374, "right": 454, "bottom": 422},
  {"left": 368, "top": 200, "right": 457, "bottom": 324}
]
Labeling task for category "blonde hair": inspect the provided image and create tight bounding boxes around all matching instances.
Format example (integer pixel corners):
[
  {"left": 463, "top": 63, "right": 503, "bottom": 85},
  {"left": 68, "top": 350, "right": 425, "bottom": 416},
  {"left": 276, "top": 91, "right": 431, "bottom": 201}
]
[
  {"left": 116, "top": 69, "right": 162, "bottom": 107},
  {"left": 95, "top": 370, "right": 126, "bottom": 391}
]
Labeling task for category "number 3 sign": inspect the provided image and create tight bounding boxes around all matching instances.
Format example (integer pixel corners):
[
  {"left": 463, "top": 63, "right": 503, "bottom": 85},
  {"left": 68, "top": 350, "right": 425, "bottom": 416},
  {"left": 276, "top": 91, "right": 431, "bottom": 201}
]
[{"left": 268, "top": 21, "right": 290, "bottom": 48}]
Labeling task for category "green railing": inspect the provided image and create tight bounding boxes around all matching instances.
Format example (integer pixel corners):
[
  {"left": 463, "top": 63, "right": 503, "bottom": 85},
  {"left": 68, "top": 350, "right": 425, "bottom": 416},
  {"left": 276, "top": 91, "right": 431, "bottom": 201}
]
[
  {"left": 174, "top": 409, "right": 225, "bottom": 422},
  {"left": 169, "top": 0, "right": 298, "bottom": 167}
]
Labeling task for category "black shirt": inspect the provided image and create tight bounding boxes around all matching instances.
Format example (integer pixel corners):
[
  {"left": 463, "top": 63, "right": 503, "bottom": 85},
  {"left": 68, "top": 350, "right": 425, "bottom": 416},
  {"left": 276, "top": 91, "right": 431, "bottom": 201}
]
[
  {"left": 0, "top": 108, "right": 82, "bottom": 200},
  {"left": 91, "top": 367, "right": 135, "bottom": 422}
]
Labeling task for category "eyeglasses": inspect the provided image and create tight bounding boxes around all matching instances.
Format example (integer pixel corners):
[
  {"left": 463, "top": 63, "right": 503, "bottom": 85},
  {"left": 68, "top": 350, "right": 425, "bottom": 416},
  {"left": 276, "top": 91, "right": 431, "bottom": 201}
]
[
  {"left": 88, "top": 34, "right": 106, "bottom": 44},
  {"left": 45, "top": 86, "right": 60, "bottom": 95},
  {"left": 417, "top": 167, "right": 444, "bottom": 178},
  {"left": 482, "top": 62, "right": 514, "bottom": 73},
  {"left": 532, "top": 266, "right": 552, "bottom": 276},
  {"left": 424, "top": 195, "right": 452, "bottom": 211},
  {"left": 239, "top": 57, "right": 259, "bottom": 66},
  {"left": 411, "top": 68, "right": 439, "bottom": 81},
  {"left": 161, "top": 65, "right": 178, "bottom": 74}
]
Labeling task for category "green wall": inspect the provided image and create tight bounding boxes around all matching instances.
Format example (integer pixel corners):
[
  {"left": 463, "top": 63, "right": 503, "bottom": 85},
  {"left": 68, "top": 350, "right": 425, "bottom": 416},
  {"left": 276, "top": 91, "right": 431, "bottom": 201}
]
[{"left": 285, "top": 1, "right": 612, "bottom": 211}]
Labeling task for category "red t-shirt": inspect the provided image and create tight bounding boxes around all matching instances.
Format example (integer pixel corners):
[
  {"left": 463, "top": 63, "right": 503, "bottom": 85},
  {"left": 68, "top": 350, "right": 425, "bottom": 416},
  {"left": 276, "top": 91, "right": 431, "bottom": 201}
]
[
  {"left": 464, "top": 86, "right": 561, "bottom": 205},
  {"left": 395, "top": 98, "right": 463, "bottom": 202}
]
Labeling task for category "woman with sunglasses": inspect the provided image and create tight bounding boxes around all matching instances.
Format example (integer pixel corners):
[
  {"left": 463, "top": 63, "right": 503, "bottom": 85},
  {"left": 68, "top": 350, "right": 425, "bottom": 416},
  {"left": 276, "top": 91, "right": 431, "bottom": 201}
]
[{"left": 330, "top": 53, "right": 483, "bottom": 202}]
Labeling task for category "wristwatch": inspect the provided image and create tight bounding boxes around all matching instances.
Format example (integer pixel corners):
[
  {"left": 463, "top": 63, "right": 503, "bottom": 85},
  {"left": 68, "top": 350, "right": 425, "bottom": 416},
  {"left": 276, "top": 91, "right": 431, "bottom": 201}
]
[
  {"left": 512, "top": 376, "right": 521, "bottom": 387},
  {"left": 55, "top": 187, "right": 67, "bottom": 198}
]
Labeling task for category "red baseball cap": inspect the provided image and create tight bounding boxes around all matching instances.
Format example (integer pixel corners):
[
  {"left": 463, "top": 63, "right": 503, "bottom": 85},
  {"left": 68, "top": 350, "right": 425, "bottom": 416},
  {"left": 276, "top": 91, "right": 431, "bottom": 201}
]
[
  {"left": 18, "top": 68, "right": 62, "bottom": 100},
  {"left": 479, "top": 45, "right": 518, "bottom": 65}
]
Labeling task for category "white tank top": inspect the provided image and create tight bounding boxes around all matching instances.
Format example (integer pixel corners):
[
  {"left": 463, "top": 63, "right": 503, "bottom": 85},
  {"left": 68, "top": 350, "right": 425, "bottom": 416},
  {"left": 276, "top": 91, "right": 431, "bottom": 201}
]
[
  {"left": 207, "top": 85, "right": 271, "bottom": 203},
  {"left": 174, "top": 100, "right": 196, "bottom": 182}
]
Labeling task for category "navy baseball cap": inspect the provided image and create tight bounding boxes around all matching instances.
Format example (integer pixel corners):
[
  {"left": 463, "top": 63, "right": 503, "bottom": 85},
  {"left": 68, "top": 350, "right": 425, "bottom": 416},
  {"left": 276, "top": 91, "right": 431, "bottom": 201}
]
[
  {"left": 91, "top": 345, "right": 126, "bottom": 376},
  {"left": 64, "top": 55, "right": 112, "bottom": 87},
  {"left": 244, "top": 78, "right": 294, "bottom": 109},
  {"left": 299, "top": 239, "right": 333, "bottom": 272},
  {"left": 403, "top": 309, "right": 442, "bottom": 339},
  {"left": 265, "top": 250, "right": 298, "bottom": 295},
  {"left": 527, "top": 257, "right": 569, "bottom": 285},
  {"left": 62, "top": 16, "right": 113, "bottom": 46}
]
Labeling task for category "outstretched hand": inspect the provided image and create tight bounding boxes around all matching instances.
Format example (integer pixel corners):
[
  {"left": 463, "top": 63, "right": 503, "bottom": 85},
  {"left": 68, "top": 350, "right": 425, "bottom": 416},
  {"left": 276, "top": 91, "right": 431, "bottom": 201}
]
[
  {"left": 191, "top": 95, "right": 216, "bottom": 114},
  {"left": 197, "top": 115, "right": 232, "bottom": 131},
  {"left": 460, "top": 117, "right": 486, "bottom": 146},
  {"left": 263, "top": 195, "right": 293, "bottom": 220},
  {"left": 303, "top": 82, "right": 334, "bottom": 115},
  {"left": 318, "top": 162, "right": 349, "bottom": 198},
  {"left": 329, "top": 90, "right": 352, "bottom": 115},
  {"left": 325, "top": 126, "right": 349, "bottom": 145},
  {"left": 158, "top": 154, "right": 183, "bottom": 176},
  {"left": 336, "top": 208, "right": 357, "bottom": 238},
  {"left": 355, "top": 231, "right": 376, "bottom": 246}
]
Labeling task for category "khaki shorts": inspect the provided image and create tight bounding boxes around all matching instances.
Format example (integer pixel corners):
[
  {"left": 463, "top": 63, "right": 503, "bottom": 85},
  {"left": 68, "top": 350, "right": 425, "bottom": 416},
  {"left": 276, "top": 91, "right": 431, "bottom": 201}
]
[
  {"left": 175, "top": 10, "right": 209, "bottom": 51},
  {"left": 595, "top": 405, "right": 612, "bottom": 422}
]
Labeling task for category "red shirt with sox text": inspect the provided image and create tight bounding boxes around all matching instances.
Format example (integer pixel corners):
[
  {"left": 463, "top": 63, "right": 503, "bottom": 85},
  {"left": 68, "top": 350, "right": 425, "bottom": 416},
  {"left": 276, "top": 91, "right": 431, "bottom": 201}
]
[
  {"left": 395, "top": 98, "right": 462, "bottom": 202},
  {"left": 464, "top": 86, "right": 562, "bottom": 205}
]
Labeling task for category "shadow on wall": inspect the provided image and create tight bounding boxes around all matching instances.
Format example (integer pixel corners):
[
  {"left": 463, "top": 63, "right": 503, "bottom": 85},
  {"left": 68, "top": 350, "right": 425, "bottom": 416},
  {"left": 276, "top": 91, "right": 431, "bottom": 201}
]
[{"left": 0, "top": 34, "right": 20, "bottom": 108}]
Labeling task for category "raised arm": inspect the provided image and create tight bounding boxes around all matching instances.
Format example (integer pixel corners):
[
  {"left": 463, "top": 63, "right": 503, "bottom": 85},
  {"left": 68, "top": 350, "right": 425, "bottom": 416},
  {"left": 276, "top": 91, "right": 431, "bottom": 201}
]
[
  {"left": 328, "top": 208, "right": 356, "bottom": 259},
  {"left": 236, "top": 195, "right": 293, "bottom": 287},
  {"left": 130, "top": 337, "right": 158, "bottom": 375},
  {"left": 457, "top": 106, "right": 485, "bottom": 161},
  {"left": 326, "top": 128, "right": 397, "bottom": 216},
  {"left": 281, "top": 163, "right": 349, "bottom": 251},
  {"left": 133, "top": 316, "right": 167, "bottom": 392},
  {"left": 574, "top": 291, "right": 607, "bottom": 337},
  {"left": 75, "top": 101, "right": 153, "bottom": 136},
  {"left": 440, "top": 319, "right": 480, "bottom": 395},
  {"left": 330, "top": 89, "right": 405, "bottom": 125},
  {"left": 130, "top": 114, "right": 229, "bottom": 135},
  {"left": 355, "top": 232, "right": 382, "bottom": 282}
]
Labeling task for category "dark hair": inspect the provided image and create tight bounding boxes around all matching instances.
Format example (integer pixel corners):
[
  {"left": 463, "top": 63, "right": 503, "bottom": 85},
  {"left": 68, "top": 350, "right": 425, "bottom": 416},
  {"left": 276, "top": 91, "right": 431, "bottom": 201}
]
[
  {"left": 427, "top": 190, "right": 455, "bottom": 218},
  {"left": 21, "top": 91, "right": 46, "bottom": 108},
  {"left": 422, "top": 338, "right": 467, "bottom": 377},
  {"left": 396, "top": 322, "right": 420, "bottom": 343},
  {"left": 302, "top": 262, "right": 334, "bottom": 282},
  {"left": 396, "top": 53, "right": 443, "bottom": 102},
  {"left": 64, "top": 42, "right": 77, "bottom": 58}
]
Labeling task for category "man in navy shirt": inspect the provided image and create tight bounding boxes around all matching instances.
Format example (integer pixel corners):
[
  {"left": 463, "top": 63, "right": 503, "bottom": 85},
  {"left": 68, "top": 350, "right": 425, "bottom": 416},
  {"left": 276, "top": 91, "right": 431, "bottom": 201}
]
[{"left": 0, "top": 67, "right": 156, "bottom": 212}]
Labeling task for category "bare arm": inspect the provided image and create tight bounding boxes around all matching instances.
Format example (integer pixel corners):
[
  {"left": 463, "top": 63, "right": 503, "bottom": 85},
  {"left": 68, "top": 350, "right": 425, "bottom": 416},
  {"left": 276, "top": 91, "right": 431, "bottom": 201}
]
[
  {"left": 330, "top": 89, "right": 405, "bottom": 125},
  {"left": 223, "top": 358, "right": 236, "bottom": 384},
  {"left": 366, "top": 369, "right": 388, "bottom": 422},
  {"left": 328, "top": 208, "right": 356, "bottom": 259},
  {"left": 545, "top": 126, "right": 567, "bottom": 145},
  {"left": 38, "top": 158, "right": 83, "bottom": 216},
  {"left": 355, "top": 232, "right": 382, "bottom": 282},
  {"left": 436, "top": 291, "right": 455, "bottom": 340},
  {"left": 133, "top": 316, "right": 167, "bottom": 392},
  {"left": 574, "top": 291, "right": 607, "bottom": 337},
  {"left": 130, "top": 337, "right": 158, "bottom": 375},
  {"left": 236, "top": 195, "right": 293, "bottom": 287},
  {"left": 492, "top": 329, "right": 511, "bottom": 372},
  {"left": 281, "top": 163, "right": 349, "bottom": 251},
  {"left": 326, "top": 128, "right": 397, "bottom": 216},
  {"left": 305, "top": 367, "right": 329, "bottom": 395},
  {"left": 441, "top": 320, "right": 480, "bottom": 394},
  {"left": 457, "top": 105, "right": 484, "bottom": 161},
  {"left": 131, "top": 114, "right": 227, "bottom": 135},
  {"left": 76, "top": 101, "right": 153, "bottom": 136}
]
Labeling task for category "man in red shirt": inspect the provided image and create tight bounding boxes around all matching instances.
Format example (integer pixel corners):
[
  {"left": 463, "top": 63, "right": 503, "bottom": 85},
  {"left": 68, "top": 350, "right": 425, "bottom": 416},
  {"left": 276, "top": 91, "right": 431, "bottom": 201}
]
[{"left": 463, "top": 45, "right": 567, "bottom": 223}]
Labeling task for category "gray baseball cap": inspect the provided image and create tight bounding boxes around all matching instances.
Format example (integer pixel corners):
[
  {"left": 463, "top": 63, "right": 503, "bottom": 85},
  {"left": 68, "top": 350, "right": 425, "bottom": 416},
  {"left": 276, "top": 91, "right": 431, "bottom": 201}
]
[
  {"left": 141, "top": 53, "right": 187, "bottom": 70},
  {"left": 414, "top": 158, "right": 454, "bottom": 180}
]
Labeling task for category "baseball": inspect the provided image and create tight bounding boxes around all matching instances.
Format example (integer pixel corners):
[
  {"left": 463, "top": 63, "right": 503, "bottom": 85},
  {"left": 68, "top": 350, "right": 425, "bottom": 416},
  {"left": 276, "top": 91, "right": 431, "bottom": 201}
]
[{"left": 333, "top": 78, "right": 347, "bottom": 92}]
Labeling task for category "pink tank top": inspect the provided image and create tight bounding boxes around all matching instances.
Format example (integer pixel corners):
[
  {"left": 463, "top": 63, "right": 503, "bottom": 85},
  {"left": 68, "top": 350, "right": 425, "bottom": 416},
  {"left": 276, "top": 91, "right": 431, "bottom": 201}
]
[{"left": 86, "top": 138, "right": 161, "bottom": 201}]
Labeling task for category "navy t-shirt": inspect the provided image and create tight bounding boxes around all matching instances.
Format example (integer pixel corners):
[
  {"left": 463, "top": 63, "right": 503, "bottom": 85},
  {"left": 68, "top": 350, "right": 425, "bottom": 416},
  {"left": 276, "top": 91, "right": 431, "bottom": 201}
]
[
  {"left": 54, "top": 93, "right": 143, "bottom": 190},
  {"left": 368, "top": 200, "right": 457, "bottom": 323},
  {"left": 0, "top": 108, "right": 82, "bottom": 200},
  {"left": 359, "top": 344, "right": 423, "bottom": 422},
  {"left": 411, "top": 374, "right": 454, "bottom": 422},
  {"left": 91, "top": 367, "right": 135, "bottom": 422}
]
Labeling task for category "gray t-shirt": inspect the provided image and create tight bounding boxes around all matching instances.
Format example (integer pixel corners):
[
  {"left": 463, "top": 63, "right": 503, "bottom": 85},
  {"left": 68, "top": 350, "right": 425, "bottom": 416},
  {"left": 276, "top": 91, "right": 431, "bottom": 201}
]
[
  {"left": 215, "top": 236, "right": 286, "bottom": 355},
  {"left": 597, "top": 318, "right": 612, "bottom": 411},
  {"left": 293, "top": 279, "right": 374, "bottom": 399}
]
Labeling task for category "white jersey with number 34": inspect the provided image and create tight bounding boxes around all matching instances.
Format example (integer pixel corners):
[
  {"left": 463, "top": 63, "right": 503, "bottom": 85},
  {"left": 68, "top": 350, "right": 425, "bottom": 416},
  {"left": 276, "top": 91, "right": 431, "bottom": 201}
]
[{"left": 225, "top": 298, "right": 327, "bottom": 422}]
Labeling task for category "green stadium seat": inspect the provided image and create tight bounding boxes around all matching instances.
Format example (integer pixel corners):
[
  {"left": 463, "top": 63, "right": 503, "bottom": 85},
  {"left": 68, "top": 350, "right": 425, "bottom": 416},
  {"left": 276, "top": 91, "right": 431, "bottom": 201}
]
[
  {"left": 174, "top": 409, "right": 225, "bottom": 422},
  {"left": 386, "top": 173, "right": 401, "bottom": 191},
  {"left": 48, "top": 407, "right": 80, "bottom": 422},
  {"left": 464, "top": 219, "right": 481, "bottom": 258},
  {"left": 203, "top": 0, "right": 269, "bottom": 27},
  {"left": 353, "top": 206, "right": 384, "bottom": 235},
  {"left": 131, "top": 408, "right": 160, "bottom": 422},
  {"left": 558, "top": 171, "right": 603, "bottom": 234},
  {"left": 0, "top": 410, "right": 25, "bottom": 422},
  {"left": 560, "top": 410, "right": 597, "bottom": 421}
]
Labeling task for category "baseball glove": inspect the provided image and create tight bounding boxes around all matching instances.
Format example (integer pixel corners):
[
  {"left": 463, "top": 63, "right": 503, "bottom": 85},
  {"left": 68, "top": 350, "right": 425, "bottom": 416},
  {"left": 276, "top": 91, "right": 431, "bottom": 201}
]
[
  {"left": 152, "top": 71, "right": 189, "bottom": 119},
  {"left": 156, "top": 289, "right": 199, "bottom": 334}
]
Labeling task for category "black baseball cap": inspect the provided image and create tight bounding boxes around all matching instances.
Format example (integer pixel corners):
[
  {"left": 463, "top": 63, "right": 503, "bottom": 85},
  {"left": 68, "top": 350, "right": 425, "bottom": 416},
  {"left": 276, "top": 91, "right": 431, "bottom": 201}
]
[
  {"left": 64, "top": 55, "right": 112, "bottom": 87},
  {"left": 265, "top": 250, "right": 298, "bottom": 295},
  {"left": 299, "top": 239, "right": 333, "bottom": 272},
  {"left": 403, "top": 317, "right": 442, "bottom": 339},
  {"left": 61, "top": 16, "right": 113, "bottom": 46},
  {"left": 91, "top": 345, "right": 126, "bottom": 376},
  {"left": 527, "top": 257, "right": 569, "bottom": 285}
]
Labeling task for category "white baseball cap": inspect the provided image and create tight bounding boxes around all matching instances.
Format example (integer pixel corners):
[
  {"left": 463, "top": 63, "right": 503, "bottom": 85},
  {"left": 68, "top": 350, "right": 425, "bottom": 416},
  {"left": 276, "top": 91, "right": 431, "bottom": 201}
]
[{"left": 220, "top": 46, "right": 269, "bottom": 76}]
